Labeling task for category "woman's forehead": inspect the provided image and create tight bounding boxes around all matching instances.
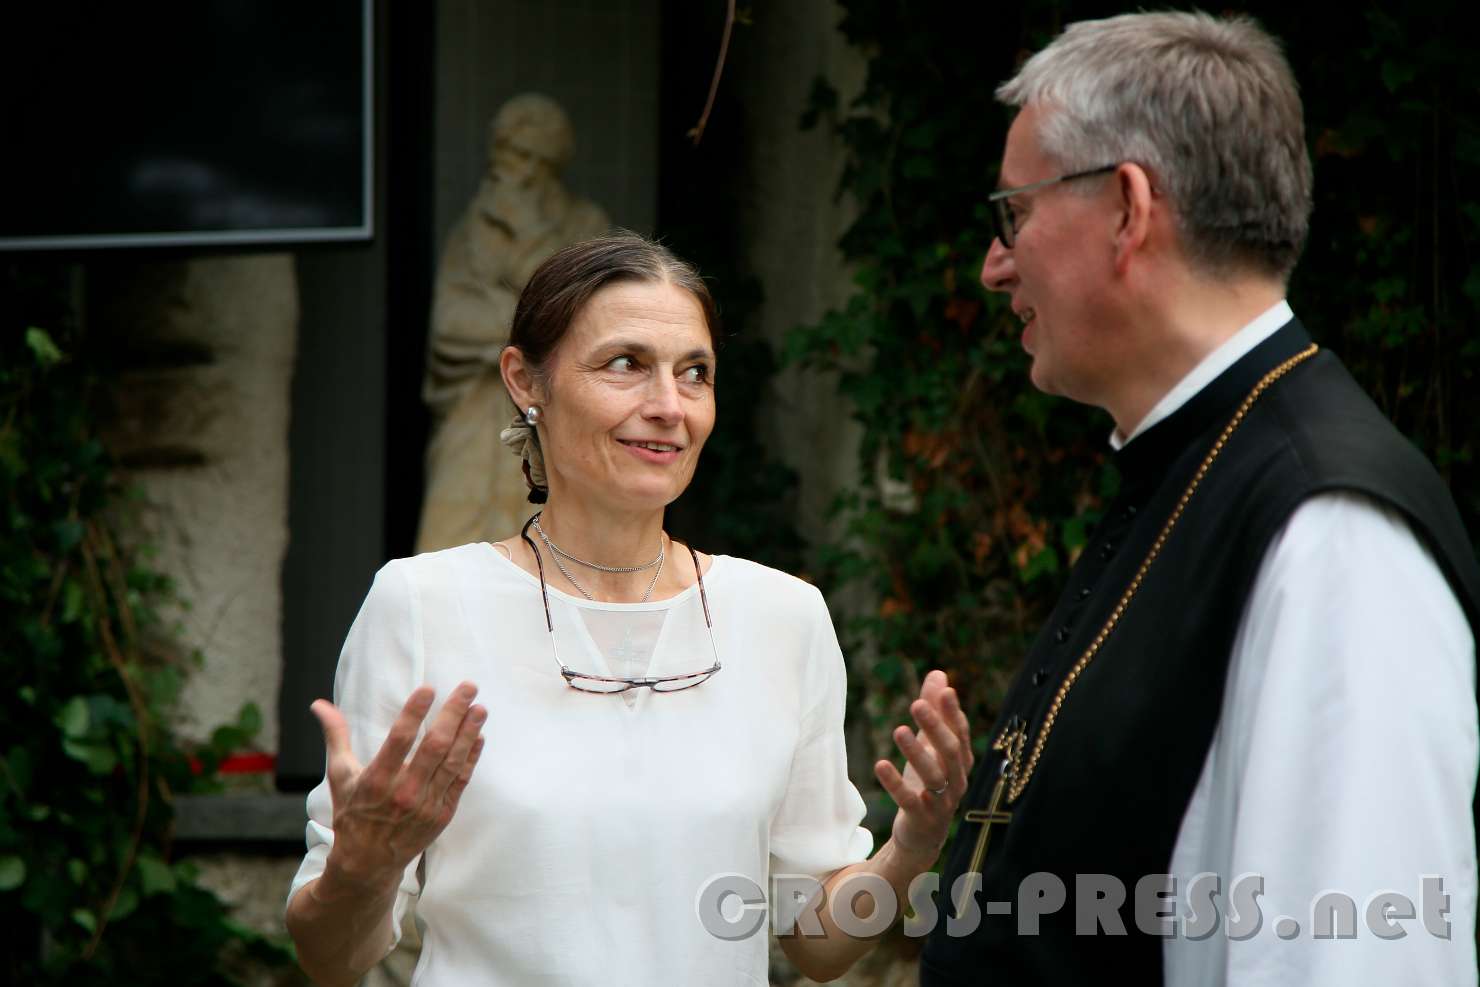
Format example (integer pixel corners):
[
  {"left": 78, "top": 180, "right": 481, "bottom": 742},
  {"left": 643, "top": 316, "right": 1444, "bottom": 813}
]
[{"left": 568, "top": 280, "right": 712, "bottom": 352}]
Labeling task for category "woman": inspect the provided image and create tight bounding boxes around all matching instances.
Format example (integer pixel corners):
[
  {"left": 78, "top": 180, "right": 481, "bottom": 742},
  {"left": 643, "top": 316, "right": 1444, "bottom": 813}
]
[{"left": 285, "top": 233, "right": 972, "bottom": 985}]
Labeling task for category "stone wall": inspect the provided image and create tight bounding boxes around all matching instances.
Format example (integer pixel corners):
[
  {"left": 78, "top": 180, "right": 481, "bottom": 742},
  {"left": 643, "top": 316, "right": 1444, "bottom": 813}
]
[
  {"left": 88, "top": 254, "right": 305, "bottom": 984},
  {"left": 92, "top": 254, "right": 297, "bottom": 751},
  {"left": 732, "top": 2, "right": 869, "bottom": 550}
]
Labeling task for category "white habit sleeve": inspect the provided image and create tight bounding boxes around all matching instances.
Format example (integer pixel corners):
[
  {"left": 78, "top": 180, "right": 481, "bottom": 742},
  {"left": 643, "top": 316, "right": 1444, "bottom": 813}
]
[{"left": 1166, "top": 491, "right": 1478, "bottom": 986}]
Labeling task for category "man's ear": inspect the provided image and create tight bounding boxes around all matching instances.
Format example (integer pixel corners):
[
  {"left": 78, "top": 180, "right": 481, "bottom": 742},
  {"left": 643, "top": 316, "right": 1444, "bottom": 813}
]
[
  {"left": 500, "top": 346, "right": 540, "bottom": 412},
  {"left": 1112, "top": 162, "right": 1156, "bottom": 275}
]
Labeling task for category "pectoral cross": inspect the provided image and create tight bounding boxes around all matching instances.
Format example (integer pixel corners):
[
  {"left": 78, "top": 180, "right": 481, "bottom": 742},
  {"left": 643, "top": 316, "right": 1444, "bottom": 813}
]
[
  {"left": 955, "top": 756, "right": 1015, "bottom": 916},
  {"left": 954, "top": 717, "right": 1026, "bottom": 917}
]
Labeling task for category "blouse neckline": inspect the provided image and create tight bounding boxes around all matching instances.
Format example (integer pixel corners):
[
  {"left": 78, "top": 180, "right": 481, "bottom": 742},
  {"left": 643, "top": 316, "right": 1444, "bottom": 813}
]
[{"left": 479, "top": 541, "right": 726, "bottom": 612}]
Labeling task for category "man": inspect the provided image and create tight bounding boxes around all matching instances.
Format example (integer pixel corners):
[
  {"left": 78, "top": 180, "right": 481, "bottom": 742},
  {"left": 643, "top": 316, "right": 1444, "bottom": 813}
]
[
  {"left": 921, "top": 12, "right": 1480, "bottom": 985},
  {"left": 418, "top": 93, "right": 609, "bottom": 554}
]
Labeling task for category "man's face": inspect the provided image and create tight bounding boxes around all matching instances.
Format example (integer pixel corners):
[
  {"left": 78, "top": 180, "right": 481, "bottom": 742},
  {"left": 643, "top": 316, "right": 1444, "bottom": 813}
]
[{"left": 980, "top": 104, "right": 1122, "bottom": 406}]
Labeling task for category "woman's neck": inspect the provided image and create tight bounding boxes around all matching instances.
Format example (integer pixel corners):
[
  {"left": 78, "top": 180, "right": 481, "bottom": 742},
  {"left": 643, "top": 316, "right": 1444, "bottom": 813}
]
[
  {"left": 534, "top": 498, "right": 665, "bottom": 568},
  {"left": 531, "top": 497, "right": 673, "bottom": 602}
]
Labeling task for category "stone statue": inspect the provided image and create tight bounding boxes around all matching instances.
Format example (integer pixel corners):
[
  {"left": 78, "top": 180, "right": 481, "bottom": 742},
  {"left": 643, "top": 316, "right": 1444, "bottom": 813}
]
[{"left": 416, "top": 93, "right": 609, "bottom": 553}]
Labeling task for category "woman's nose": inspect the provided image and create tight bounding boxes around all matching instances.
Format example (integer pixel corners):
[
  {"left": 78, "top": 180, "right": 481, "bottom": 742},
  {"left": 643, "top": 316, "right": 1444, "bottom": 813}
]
[{"left": 642, "top": 374, "right": 684, "bottom": 424}]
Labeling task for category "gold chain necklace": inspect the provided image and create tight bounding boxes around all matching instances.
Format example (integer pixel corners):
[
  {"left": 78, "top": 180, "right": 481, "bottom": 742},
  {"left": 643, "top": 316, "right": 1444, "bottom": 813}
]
[{"left": 993, "top": 343, "right": 1319, "bottom": 803}]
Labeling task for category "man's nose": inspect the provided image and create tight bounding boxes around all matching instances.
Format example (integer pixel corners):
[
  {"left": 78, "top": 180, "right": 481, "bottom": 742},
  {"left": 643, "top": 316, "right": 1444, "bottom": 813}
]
[{"left": 980, "top": 237, "right": 1016, "bottom": 293}]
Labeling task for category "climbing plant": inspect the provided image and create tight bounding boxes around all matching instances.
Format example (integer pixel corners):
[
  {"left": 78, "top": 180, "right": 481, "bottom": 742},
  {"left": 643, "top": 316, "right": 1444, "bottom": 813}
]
[
  {"left": 0, "top": 263, "right": 291, "bottom": 984},
  {"left": 789, "top": 0, "right": 1480, "bottom": 749}
]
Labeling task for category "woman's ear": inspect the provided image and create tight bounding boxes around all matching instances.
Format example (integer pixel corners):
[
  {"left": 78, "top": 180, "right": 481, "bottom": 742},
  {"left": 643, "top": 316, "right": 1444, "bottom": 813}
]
[{"left": 500, "top": 346, "right": 539, "bottom": 412}]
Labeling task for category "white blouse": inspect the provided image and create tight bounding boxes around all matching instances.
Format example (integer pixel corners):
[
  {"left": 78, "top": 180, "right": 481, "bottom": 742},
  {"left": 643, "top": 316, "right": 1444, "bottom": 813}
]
[{"left": 288, "top": 544, "right": 873, "bottom": 986}]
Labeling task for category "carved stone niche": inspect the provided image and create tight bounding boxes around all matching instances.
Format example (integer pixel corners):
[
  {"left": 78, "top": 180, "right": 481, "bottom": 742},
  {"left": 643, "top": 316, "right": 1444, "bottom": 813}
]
[{"left": 88, "top": 255, "right": 296, "bottom": 755}]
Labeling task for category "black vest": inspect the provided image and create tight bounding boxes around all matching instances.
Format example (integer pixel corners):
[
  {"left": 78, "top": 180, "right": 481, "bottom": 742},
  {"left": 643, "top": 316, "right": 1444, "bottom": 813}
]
[{"left": 920, "top": 319, "right": 1480, "bottom": 984}]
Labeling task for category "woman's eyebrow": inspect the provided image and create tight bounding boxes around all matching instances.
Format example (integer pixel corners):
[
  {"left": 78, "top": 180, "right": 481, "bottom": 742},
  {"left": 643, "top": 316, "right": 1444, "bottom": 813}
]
[
  {"left": 592, "top": 339, "right": 714, "bottom": 362},
  {"left": 592, "top": 338, "right": 652, "bottom": 357}
]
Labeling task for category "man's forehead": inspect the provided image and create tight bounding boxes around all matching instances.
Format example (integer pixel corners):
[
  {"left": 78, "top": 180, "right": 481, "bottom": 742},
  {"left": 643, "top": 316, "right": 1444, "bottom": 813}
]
[{"left": 998, "top": 105, "right": 1050, "bottom": 187}]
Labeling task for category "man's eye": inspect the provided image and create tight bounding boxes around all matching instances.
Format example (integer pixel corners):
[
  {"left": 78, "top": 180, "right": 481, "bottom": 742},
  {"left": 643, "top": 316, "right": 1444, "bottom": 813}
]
[
  {"left": 681, "top": 365, "right": 711, "bottom": 384},
  {"left": 607, "top": 356, "right": 636, "bottom": 372}
]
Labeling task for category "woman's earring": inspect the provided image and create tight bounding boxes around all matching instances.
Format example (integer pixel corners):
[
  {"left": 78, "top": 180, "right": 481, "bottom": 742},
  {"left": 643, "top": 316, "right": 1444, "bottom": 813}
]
[{"left": 525, "top": 405, "right": 542, "bottom": 425}]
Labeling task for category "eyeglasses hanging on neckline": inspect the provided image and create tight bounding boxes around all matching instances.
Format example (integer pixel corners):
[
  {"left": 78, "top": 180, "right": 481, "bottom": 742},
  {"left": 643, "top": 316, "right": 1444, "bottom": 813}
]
[{"left": 520, "top": 514, "right": 722, "bottom": 694}]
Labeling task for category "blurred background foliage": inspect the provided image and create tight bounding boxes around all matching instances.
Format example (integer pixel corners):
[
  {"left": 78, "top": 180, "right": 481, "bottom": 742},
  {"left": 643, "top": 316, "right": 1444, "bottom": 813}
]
[
  {"left": 782, "top": 0, "right": 1479, "bottom": 787},
  {"left": 0, "top": 265, "right": 289, "bottom": 983}
]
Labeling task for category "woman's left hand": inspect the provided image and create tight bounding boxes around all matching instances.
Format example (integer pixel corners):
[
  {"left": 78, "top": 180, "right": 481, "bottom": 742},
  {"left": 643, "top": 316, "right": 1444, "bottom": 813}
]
[{"left": 873, "top": 669, "right": 974, "bottom": 862}]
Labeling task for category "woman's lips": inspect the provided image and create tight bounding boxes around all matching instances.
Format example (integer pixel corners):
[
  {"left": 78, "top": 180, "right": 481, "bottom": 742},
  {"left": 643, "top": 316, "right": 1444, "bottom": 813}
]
[{"left": 617, "top": 439, "right": 682, "bottom": 464}]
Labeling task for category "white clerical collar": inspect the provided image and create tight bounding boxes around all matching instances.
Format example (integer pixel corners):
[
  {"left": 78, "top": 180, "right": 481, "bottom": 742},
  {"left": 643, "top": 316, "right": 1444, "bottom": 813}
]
[{"left": 1109, "top": 299, "right": 1294, "bottom": 451}]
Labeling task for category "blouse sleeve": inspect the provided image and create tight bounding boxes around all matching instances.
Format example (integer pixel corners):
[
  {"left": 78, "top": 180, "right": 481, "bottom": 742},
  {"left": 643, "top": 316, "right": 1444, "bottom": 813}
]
[
  {"left": 768, "top": 585, "right": 874, "bottom": 925},
  {"left": 286, "top": 559, "right": 427, "bottom": 949}
]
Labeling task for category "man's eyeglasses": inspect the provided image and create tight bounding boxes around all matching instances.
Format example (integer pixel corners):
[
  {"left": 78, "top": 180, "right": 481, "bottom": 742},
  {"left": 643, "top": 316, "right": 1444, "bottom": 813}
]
[
  {"left": 988, "top": 163, "right": 1118, "bottom": 248},
  {"left": 521, "top": 515, "right": 722, "bottom": 694}
]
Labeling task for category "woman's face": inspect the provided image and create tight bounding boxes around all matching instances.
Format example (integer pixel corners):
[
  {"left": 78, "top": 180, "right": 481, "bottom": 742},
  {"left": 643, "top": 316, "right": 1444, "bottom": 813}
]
[{"left": 537, "top": 279, "right": 716, "bottom": 513}]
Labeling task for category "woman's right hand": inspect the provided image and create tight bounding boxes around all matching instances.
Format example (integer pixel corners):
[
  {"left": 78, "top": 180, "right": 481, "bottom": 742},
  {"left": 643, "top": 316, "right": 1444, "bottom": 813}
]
[{"left": 310, "top": 682, "right": 487, "bottom": 896}]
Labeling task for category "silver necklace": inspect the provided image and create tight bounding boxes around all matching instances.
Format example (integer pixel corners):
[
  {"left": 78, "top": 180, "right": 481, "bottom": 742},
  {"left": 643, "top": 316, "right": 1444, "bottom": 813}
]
[
  {"left": 531, "top": 514, "right": 666, "bottom": 602},
  {"left": 531, "top": 514, "right": 663, "bottom": 572}
]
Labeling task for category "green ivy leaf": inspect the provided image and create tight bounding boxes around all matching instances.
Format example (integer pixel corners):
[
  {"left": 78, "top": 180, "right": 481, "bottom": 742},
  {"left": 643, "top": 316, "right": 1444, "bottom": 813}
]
[
  {"left": 0, "top": 855, "right": 25, "bottom": 891},
  {"left": 237, "top": 702, "right": 263, "bottom": 738},
  {"left": 60, "top": 578, "right": 85, "bottom": 624},
  {"left": 0, "top": 429, "right": 21, "bottom": 478},
  {"left": 1062, "top": 517, "right": 1089, "bottom": 553},
  {"left": 24, "top": 327, "right": 64, "bottom": 366},
  {"left": 137, "top": 854, "right": 176, "bottom": 896},
  {"left": 71, "top": 907, "right": 97, "bottom": 933},
  {"left": 53, "top": 519, "right": 84, "bottom": 553},
  {"left": 61, "top": 738, "right": 117, "bottom": 775},
  {"left": 1020, "top": 547, "right": 1060, "bottom": 584},
  {"left": 56, "top": 695, "right": 90, "bottom": 739},
  {"left": 109, "top": 886, "right": 139, "bottom": 922},
  {"left": 143, "top": 665, "right": 183, "bottom": 707},
  {"left": 7, "top": 746, "right": 33, "bottom": 793},
  {"left": 1380, "top": 58, "right": 1416, "bottom": 92},
  {"left": 209, "top": 725, "right": 247, "bottom": 755}
]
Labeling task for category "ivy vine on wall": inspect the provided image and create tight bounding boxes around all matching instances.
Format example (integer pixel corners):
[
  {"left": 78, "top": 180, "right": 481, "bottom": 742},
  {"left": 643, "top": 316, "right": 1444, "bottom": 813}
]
[
  {"left": 0, "top": 264, "right": 289, "bottom": 984},
  {"left": 789, "top": 0, "right": 1479, "bottom": 773}
]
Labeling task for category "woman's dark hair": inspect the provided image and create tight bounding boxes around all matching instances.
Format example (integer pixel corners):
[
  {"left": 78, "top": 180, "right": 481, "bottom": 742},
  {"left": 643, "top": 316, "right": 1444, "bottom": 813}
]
[
  {"left": 505, "top": 230, "right": 719, "bottom": 502},
  {"left": 509, "top": 230, "right": 718, "bottom": 388}
]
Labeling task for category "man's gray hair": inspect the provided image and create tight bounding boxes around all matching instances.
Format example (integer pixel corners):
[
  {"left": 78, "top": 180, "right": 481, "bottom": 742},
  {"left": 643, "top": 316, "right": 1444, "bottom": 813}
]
[{"left": 997, "top": 11, "right": 1312, "bottom": 280}]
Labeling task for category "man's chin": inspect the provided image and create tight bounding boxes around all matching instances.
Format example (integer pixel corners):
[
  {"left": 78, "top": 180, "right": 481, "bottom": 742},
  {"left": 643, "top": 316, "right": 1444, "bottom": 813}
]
[{"left": 1026, "top": 357, "right": 1055, "bottom": 396}]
